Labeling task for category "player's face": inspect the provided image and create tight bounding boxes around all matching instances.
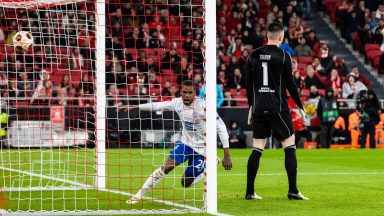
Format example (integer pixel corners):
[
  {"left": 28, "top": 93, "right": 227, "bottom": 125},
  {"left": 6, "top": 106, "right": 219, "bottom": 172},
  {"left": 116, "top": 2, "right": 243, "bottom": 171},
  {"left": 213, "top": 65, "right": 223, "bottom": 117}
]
[{"left": 181, "top": 85, "right": 195, "bottom": 105}]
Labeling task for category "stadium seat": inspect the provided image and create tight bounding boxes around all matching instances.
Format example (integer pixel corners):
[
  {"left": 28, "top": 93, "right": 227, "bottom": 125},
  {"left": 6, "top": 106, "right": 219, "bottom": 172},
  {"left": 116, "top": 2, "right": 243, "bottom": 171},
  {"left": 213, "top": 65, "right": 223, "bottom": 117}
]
[
  {"left": 367, "top": 50, "right": 383, "bottom": 64},
  {"left": 318, "top": 89, "right": 325, "bottom": 96},
  {"left": 298, "top": 56, "right": 313, "bottom": 64},
  {"left": 364, "top": 43, "right": 380, "bottom": 53}
]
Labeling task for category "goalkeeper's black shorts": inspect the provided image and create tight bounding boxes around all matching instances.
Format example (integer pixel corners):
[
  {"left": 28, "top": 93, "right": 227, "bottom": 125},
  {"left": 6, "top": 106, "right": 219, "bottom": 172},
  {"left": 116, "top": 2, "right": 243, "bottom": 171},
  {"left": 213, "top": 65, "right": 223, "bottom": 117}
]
[{"left": 252, "top": 111, "right": 294, "bottom": 141}]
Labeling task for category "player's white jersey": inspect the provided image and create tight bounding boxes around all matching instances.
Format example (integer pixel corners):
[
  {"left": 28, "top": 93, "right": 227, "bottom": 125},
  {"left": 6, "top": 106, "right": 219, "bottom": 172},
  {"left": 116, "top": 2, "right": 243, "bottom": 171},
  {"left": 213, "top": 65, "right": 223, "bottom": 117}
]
[{"left": 139, "top": 97, "right": 229, "bottom": 155}]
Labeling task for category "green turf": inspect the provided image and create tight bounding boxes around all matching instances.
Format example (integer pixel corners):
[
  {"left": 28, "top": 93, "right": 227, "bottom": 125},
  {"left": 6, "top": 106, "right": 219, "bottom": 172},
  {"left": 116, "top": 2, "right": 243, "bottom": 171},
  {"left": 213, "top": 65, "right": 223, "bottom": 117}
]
[{"left": 0, "top": 148, "right": 383, "bottom": 215}]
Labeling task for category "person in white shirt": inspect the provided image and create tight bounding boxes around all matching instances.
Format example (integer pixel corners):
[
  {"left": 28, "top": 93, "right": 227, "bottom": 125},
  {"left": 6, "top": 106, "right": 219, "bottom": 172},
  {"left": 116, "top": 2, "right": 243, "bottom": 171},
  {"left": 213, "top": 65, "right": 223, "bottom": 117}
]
[{"left": 125, "top": 80, "right": 232, "bottom": 204}]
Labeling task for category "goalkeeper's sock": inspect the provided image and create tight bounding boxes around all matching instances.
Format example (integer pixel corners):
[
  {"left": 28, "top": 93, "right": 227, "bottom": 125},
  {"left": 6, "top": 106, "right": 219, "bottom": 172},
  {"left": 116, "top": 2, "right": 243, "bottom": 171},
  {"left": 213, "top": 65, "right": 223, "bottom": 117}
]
[
  {"left": 284, "top": 145, "right": 299, "bottom": 194},
  {"left": 135, "top": 167, "right": 166, "bottom": 199},
  {"left": 246, "top": 148, "right": 263, "bottom": 195}
]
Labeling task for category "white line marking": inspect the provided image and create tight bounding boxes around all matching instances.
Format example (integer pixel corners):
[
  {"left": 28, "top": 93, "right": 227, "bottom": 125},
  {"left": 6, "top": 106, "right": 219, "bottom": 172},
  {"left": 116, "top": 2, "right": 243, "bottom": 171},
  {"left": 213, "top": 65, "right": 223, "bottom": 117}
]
[
  {"left": 1, "top": 187, "right": 86, "bottom": 192},
  {"left": 0, "top": 166, "right": 201, "bottom": 212}
]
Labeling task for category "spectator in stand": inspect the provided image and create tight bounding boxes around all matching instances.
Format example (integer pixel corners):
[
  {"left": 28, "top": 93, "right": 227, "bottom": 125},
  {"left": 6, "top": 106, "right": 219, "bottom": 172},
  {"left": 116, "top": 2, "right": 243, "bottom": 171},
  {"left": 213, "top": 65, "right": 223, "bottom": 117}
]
[
  {"left": 317, "top": 88, "right": 339, "bottom": 148},
  {"left": 312, "top": 56, "right": 325, "bottom": 74},
  {"left": 161, "top": 48, "right": 181, "bottom": 71},
  {"left": 8, "top": 80, "right": 22, "bottom": 98},
  {"left": 0, "top": 73, "right": 7, "bottom": 92},
  {"left": 18, "top": 72, "right": 34, "bottom": 98},
  {"left": 61, "top": 74, "right": 74, "bottom": 96},
  {"left": 217, "top": 71, "right": 228, "bottom": 88},
  {"left": 30, "top": 80, "right": 52, "bottom": 105},
  {"left": 30, "top": 70, "right": 50, "bottom": 104},
  {"left": 227, "top": 68, "right": 246, "bottom": 91},
  {"left": 293, "top": 70, "right": 305, "bottom": 90},
  {"left": 107, "top": 84, "right": 125, "bottom": 107},
  {"left": 304, "top": 64, "right": 325, "bottom": 89},
  {"left": 147, "top": 57, "right": 159, "bottom": 73},
  {"left": 309, "top": 85, "right": 321, "bottom": 100},
  {"left": 161, "top": 80, "right": 171, "bottom": 96},
  {"left": 77, "top": 88, "right": 91, "bottom": 107},
  {"left": 294, "top": 37, "right": 312, "bottom": 57},
  {"left": 80, "top": 73, "right": 94, "bottom": 95},
  {"left": 267, "top": 4, "right": 279, "bottom": 24},
  {"left": 305, "top": 30, "right": 320, "bottom": 49},
  {"left": 222, "top": 89, "right": 237, "bottom": 107},
  {"left": 228, "top": 120, "right": 246, "bottom": 148},
  {"left": 317, "top": 42, "right": 334, "bottom": 75},
  {"left": 350, "top": 66, "right": 371, "bottom": 88},
  {"left": 227, "top": 56, "right": 240, "bottom": 76},
  {"left": 331, "top": 57, "right": 348, "bottom": 76},
  {"left": 168, "top": 85, "right": 180, "bottom": 98},
  {"left": 291, "top": 110, "right": 312, "bottom": 148},
  {"left": 324, "top": 69, "right": 343, "bottom": 98},
  {"left": 342, "top": 72, "right": 367, "bottom": 101}
]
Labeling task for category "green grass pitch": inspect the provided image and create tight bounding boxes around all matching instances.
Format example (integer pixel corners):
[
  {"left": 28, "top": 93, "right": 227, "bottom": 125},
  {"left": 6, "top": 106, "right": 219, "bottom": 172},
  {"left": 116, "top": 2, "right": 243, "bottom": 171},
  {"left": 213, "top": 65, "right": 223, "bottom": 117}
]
[{"left": 0, "top": 148, "right": 383, "bottom": 215}]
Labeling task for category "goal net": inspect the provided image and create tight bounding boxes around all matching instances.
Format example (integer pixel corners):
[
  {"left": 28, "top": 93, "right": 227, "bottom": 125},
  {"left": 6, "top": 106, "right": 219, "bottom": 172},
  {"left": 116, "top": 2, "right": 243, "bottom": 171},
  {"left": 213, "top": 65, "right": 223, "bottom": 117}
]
[{"left": 0, "top": 0, "right": 210, "bottom": 215}]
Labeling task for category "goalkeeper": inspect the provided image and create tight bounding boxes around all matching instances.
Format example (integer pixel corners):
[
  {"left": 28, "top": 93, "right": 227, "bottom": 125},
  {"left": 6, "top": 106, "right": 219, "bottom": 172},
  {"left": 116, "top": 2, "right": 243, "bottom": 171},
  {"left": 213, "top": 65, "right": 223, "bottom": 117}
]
[{"left": 125, "top": 80, "right": 232, "bottom": 204}]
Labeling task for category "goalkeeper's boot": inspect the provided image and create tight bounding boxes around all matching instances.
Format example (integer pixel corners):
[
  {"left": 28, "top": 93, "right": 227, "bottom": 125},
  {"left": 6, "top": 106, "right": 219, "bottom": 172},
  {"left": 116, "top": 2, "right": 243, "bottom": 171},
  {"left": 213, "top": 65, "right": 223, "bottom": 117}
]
[
  {"left": 287, "top": 191, "right": 309, "bottom": 200},
  {"left": 245, "top": 193, "right": 262, "bottom": 200}
]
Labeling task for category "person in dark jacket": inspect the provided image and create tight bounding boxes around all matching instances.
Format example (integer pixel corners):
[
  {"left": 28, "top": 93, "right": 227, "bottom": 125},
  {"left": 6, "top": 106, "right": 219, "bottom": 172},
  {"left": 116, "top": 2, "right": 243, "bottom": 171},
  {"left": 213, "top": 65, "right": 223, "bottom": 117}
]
[
  {"left": 359, "top": 89, "right": 380, "bottom": 148},
  {"left": 317, "top": 88, "right": 339, "bottom": 148},
  {"left": 228, "top": 120, "right": 246, "bottom": 148}
]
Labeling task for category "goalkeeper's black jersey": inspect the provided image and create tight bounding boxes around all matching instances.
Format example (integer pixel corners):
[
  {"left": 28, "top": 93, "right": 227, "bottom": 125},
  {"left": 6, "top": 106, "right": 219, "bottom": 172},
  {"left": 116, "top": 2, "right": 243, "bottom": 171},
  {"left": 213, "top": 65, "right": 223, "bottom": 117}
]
[{"left": 245, "top": 45, "right": 304, "bottom": 113}]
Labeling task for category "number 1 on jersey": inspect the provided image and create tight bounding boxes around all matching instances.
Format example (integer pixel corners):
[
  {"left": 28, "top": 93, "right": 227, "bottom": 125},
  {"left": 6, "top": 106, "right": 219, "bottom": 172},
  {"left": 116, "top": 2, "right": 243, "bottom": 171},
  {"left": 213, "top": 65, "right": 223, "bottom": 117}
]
[{"left": 262, "top": 62, "right": 268, "bottom": 86}]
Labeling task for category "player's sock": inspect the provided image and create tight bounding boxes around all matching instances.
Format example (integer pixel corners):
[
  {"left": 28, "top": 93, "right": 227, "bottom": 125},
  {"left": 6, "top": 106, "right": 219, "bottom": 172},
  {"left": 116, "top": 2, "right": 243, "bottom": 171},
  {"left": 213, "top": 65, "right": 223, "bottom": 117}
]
[
  {"left": 284, "top": 145, "right": 299, "bottom": 194},
  {"left": 135, "top": 167, "right": 166, "bottom": 199},
  {"left": 246, "top": 148, "right": 263, "bottom": 195},
  {"left": 191, "top": 173, "right": 204, "bottom": 186}
]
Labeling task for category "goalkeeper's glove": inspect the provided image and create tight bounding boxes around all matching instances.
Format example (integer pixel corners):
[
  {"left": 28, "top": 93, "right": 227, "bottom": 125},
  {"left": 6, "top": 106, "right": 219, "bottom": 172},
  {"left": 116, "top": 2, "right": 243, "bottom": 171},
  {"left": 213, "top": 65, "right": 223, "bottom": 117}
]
[
  {"left": 247, "top": 106, "right": 253, "bottom": 126},
  {"left": 298, "top": 108, "right": 307, "bottom": 122}
]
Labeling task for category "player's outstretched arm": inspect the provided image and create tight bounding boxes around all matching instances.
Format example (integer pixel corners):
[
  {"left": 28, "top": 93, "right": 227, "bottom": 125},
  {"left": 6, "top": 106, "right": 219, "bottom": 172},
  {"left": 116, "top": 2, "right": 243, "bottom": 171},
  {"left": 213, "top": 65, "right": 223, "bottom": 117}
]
[
  {"left": 217, "top": 116, "right": 232, "bottom": 170},
  {"left": 118, "top": 105, "right": 139, "bottom": 110},
  {"left": 120, "top": 100, "right": 176, "bottom": 112}
]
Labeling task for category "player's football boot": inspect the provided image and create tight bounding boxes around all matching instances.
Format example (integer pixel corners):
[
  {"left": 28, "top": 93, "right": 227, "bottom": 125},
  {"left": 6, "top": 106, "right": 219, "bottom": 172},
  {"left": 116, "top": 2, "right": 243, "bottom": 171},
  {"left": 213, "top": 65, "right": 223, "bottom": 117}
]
[
  {"left": 126, "top": 189, "right": 146, "bottom": 204},
  {"left": 245, "top": 193, "right": 262, "bottom": 200},
  {"left": 287, "top": 191, "right": 309, "bottom": 200}
]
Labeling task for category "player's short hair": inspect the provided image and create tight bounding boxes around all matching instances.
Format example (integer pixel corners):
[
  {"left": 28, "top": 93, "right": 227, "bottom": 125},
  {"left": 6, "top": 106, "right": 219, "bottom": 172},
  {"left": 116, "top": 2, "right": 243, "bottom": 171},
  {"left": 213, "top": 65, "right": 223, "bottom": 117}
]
[
  {"left": 183, "top": 80, "right": 193, "bottom": 87},
  {"left": 267, "top": 22, "right": 284, "bottom": 41},
  {"left": 267, "top": 22, "right": 284, "bottom": 34}
]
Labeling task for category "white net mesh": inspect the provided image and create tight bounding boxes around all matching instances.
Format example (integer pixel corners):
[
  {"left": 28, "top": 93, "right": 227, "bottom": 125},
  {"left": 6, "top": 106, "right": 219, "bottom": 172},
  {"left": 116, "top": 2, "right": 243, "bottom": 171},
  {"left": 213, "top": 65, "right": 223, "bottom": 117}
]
[{"left": 0, "top": 0, "right": 206, "bottom": 214}]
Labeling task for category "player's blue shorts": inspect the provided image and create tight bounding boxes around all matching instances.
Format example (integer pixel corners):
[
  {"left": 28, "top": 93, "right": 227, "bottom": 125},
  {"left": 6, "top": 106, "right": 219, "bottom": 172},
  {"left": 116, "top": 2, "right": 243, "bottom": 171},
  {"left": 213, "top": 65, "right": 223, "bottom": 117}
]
[{"left": 169, "top": 143, "right": 205, "bottom": 178}]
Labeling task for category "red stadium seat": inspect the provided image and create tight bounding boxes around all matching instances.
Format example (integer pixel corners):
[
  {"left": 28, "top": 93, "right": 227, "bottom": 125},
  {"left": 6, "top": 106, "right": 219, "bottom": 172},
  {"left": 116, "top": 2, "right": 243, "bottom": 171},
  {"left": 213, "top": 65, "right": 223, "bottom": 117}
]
[
  {"left": 364, "top": 44, "right": 380, "bottom": 53},
  {"left": 298, "top": 56, "right": 313, "bottom": 64},
  {"left": 367, "top": 50, "right": 383, "bottom": 64}
]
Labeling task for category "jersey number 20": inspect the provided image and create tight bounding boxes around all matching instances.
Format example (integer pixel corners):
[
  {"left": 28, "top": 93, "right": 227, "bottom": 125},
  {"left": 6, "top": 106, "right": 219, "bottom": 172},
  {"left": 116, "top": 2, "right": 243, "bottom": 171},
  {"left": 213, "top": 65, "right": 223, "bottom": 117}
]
[{"left": 262, "top": 62, "right": 268, "bottom": 86}]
